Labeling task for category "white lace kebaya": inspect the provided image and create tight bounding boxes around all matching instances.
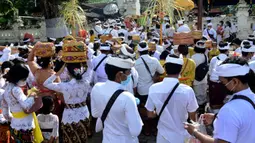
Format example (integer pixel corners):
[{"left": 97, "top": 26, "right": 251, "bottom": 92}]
[
  {"left": 43, "top": 72, "right": 91, "bottom": 124},
  {"left": 2, "top": 83, "right": 35, "bottom": 130}
]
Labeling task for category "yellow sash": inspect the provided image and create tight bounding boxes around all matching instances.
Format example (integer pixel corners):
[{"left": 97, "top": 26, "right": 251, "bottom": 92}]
[{"left": 12, "top": 111, "right": 43, "bottom": 143}]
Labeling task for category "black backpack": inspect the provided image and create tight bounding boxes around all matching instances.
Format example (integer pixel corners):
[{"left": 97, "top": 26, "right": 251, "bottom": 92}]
[{"left": 195, "top": 54, "right": 209, "bottom": 81}]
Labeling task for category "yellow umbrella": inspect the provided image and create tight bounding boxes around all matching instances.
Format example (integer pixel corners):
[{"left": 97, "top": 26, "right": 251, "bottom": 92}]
[{"left": 175, "top": 0, "right": 195, "bottom": 11}]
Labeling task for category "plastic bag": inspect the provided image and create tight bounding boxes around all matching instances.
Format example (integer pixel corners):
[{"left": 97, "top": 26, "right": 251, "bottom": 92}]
[{"left": 185, "top": 115, "right": 208, "bottom": 143}]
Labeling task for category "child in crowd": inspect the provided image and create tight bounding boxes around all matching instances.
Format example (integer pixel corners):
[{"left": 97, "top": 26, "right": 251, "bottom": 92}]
[{"left": 37, "top": 96, "right": 59, "bottom": 143}]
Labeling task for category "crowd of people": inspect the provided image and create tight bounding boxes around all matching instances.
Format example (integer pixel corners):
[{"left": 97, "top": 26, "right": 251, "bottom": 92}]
[{"left": 0, "top": 15, "right": 255, "bottom": 143}]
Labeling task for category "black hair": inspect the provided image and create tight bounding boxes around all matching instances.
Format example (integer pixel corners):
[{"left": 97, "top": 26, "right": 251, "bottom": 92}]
[
  {"left": 194, "top": 46, "right": 206, "bottom": 53},
  {"left": 226, "top": 21, "right": 231, "bottom": 28},
  {"left": 1, "top": 61, "right": 14, "bottom": 73},
  {"left": 138, "top": 42, "right": 149, "bottom": 55},
  {"left": 11, "top": 58, "right": 26, "bottom": 65},
  {"left": 39, "top": 96, "right": 54, "bottom": 114},
  {"left": 218, "top": 42, "right": 229, "bottom": 53},
  {"left": 89, "top": 30, "right": 94, "bottom": 35},
  {"left": 221, "top": 56, "right": 250, "bottom": 84},
  {"left": 93, "top": 42, "right": 100, "bottom": 54},
  {"left": 37, "top": 57, "right": 51, "bottom": 69},
  {"left": 165, "top": 54, "right": 183, "bottom": 75},
  {"left": 166, "top": 24, "right": 170, "bottom": 29},
  {"left": 129, "top": 43, "right": 135, "bottom": 50},
  {"left": 156, "top": 24, "right": 160, "bottom": 29},
  {"left": 55, "top": 46, "right": 62, "bottom": 54},
  {"left": 178, "top": 45, "right": 189, "bottom": 56},
  {"left": 105, "top": 63, "right": 128, "bottom": 81},
  {"left": 232, "top": 38, "right": 242, "bottom": 46},
  {"left": 4, "top": 64, "right": 29, "bottom": 84},
  {"left": 18, "top": 48, "right": 29, "bottom": 59},
  {"left": 66, "top": 63, "right": 83, "bottom": 80},
  {"left": 128, "top": 36, "right": 132, "bottom": 41},
  {"left": 118, "top": 33, "right": 125, "bottom": 37},
  {"left": 147, "top": 32, "right": 152, "bottom": 37},
  {"left": 219, "top": 21, "right": 224, "bottom": 25},
  {"left": 54, "top": 60, "right": 65, "bottom": 72},
  {"left": 121, "top": 25, "right": 125, "bottom": 28},
  {"left": 219, "top": 49, "right": 228, "bottom": 54}
]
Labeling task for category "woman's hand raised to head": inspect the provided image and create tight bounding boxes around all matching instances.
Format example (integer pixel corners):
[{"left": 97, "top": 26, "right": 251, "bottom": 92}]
[{"left": 56, "top": 63, "right": 66, "bottom": 76}]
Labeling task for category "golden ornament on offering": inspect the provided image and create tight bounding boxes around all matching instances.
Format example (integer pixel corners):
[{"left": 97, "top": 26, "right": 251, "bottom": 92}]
[
  {"left": 34, "top": 42, "right": 56, "bottom": 58},
  {"left": 62, "top": 38, "right": 87, "bottom": 63}
]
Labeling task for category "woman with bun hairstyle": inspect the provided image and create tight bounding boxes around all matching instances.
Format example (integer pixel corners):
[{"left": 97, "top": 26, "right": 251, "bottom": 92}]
[
  {"left": 43, "top": 62, "right": 92, "bottom": 143},
  {"left": 1, "top": 64, "right": 43, "bottom": 143}
]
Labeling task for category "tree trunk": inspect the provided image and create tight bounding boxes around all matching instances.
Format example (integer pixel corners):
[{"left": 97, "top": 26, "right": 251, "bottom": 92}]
[{"left": 40, "top": 0, "right": 69, "bottom": 38}]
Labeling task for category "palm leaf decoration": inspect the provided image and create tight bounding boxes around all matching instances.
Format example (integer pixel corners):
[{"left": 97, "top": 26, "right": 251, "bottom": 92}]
[{"left": 61, "top": 0, "right": 87, "bottom": 37}]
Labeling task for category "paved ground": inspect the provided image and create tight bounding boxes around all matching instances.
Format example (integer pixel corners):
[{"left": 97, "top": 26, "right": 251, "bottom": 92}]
[{"left": 88, "top": 132, "right": 156, "bottom": 143}]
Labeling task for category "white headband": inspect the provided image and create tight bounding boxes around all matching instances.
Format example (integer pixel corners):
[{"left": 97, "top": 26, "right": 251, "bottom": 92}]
[
  {"left": 165, "top": 55, "right": 184, "bottom": 65},
  {"left": 50, "top": 37, "right": 56, "bottom": 41},
  {"left": 196, "top": 41, "right": 206, "bottom": 49},
  {"left": 218, "top": 43, "right": 230, "bottom": 50},
  {"left": 241, "top": 40, "right": 252, "bottom": 47},
  {"left": 106, "top": 56, "right": 134, "bottom": 69},
  {"left": 23, "top": 39, "right": 30, "bottom": 42},
  {"left": 215, "top": 63, "right": 250, "bottom": 77},
  {"left": 138, "top": 42, "right": 149, "bottom": 52},
  {"left": 241, "top": 45, "right": 255, "bottom": 52},
  {"left": 177, "top": 20, "right": 183, "bottom": 25},
  {"left": 120, "top": 44, "right": 136, "bottom": 58},
  {"left": 55, "top": 41, "right": 63, "bottom": 47},
  {"left": 100, "top": 45, "right": 111, "bottom": 50}
]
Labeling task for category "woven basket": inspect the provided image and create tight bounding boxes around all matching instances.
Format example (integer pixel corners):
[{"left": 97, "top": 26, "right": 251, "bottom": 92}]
[
  {"left": 192, "top": 30, "right": 202, "bottom": 39},
  {"left": 173, "top": 38, "right": 194, "bottom": 45},
  {"left": 174, "top": 32, "right": 193, "bottom": 39},
  {"left": 132, "top": 35, "right": 140, "bottom": 44},
  {"left": 205, "top": 40, "right": 212, "bottom": 48},
  {"left": 62, "top": 41, "right": 87, "bottom": 63},
  {"left": 100, "top": 35, "right": 112, "bottom": 43},
  {"left": 63, "top": 35, "right": 76, "bottom": 43},
  {"left": 76, "top": 37, "right": 85, "bottom": 42},
  {"left": 62, "top": 52, "right": 87, "bottom": 63},
  {"left": 148, "top": 42, "right": 156, "bottom": 51},
  {"left": 34, "top": 42, "right": 55, "bottom": 57}
]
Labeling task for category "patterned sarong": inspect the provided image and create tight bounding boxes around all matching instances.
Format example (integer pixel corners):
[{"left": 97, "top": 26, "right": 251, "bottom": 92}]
[
  {"left": 10, "top": 128, "right": 33, "bottom": 143},
  {"left": 62, "top": 118, "right": 90, "bottom": 143}
]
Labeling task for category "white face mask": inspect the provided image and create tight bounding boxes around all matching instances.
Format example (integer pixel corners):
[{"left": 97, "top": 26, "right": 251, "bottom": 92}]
[{"left": 17, "top": 80, "right": 26, "bottom": 87}]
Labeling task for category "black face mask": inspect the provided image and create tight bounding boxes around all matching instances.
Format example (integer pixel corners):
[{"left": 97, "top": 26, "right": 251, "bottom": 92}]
[{"left": 220, "top": 81, "right": 236, "bottom": 95}]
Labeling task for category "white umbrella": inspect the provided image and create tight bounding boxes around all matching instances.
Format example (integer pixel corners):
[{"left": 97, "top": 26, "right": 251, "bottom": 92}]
[{"left": 103, "top": 3, "right": 119, "bottom": 15}]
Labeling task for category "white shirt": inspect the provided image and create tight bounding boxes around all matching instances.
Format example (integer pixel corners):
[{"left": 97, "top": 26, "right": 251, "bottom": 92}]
[
  {"left": 235, "top": 47, "right": 242, "bottom": 55},
  {"left": 156, "top": 45, "right": 164, "bottom": 53},
  {"left": 110, "top": 29, "right": 119, "bottom": 37},
  {"left": 223, "top": 26, "right": 232, "bottom": 39},
  {"left": 152, "top": 51, "right": 161, "bottom": 60},
  {"left": 43, "top": 70, "right": 92, "bottom": 124},
  {"left": 209, "top": 54, "right": 228, "bottom": 82},
  {"left": 145, "top": 78, "right": 198, "bottom": 143},
  {"left": 118, "top": 28, "right": 128, "bottom": 39},
  {"left": 2, "top": 83, "right": 35, "bottom": 130},
  {"left": 203, "top": 28, "right": 217, "bottom": 40},
  {"left": 191, "top": 53, "right": 208, "bottom": 85},
  {"left": 214, "top": 88, "right": 255, "bottom": 143},
  {"left": 177, "top": 25, "right": 191, "bottom": 33},
  {"left": 37, "top": 113, "right": 59, "bottom": 140},
  {"left": 135, "top": 55, "right": 164, "bottom": 95},
  {"left": 91, "top": 80, "right": 143, "bottom": 143},
  {"left": 94, "top": 25, "right": 103, "bottom": 36},
  {"left": 92, "top": 54, "right": 109, "bottom": 83},
  {"left": 0, "top": 47, "right": 11, "bottom": 63},
  {"left": 123, "top": 67, "right": 139, "bottom": 94},
  {"left": 164, "top": 27, "right": 175, "bottom": 39}
]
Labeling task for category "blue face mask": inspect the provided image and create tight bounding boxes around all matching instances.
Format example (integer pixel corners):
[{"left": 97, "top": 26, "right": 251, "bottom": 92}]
[{"left": 121, "top": 75, "right": 131, "bottom": 86}]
